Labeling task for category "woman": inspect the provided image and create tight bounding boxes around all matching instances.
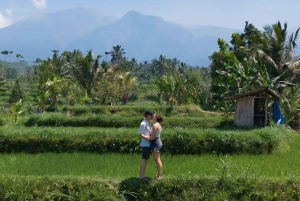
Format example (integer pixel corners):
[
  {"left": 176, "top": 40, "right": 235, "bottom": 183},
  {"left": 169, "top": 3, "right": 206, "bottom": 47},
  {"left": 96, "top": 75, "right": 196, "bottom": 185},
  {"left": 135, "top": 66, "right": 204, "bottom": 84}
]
[{"left": 150, "top": 113, "right": 163, "bottom": 180}]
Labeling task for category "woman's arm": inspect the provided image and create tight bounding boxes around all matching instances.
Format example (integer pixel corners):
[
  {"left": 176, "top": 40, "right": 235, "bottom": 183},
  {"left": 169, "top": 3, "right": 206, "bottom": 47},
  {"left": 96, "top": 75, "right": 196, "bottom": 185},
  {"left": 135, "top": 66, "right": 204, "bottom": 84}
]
[
  {"left": 140, "top": 134, "right": 150, "bottom": 140},
  {"left": 149, "top": 124, "right": 157, "bottom": 140}
]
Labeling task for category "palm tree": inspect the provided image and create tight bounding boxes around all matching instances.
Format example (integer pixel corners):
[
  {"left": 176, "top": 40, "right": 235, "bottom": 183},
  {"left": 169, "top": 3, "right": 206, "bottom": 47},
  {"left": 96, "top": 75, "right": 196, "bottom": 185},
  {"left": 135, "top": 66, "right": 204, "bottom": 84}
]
[
  {"left": 1, "top": 50, "right": 8, "bottom": 61},
  {"left": 256, "top": 21, "right": 300, "bottom": 82},
  {"left": 8, "top": 51, "right": 13, "bottom": 62},
  {"left": 73, "top": 50, "right": 102, "bottom": 97},
  {"left": 51, "top": 50, "right": 59, "bottom": 61},
  {"left": 16, "top": 54, "right": 24, "bottom": 60},
  {"left": 110, "top": 45, "right": 126, "bottom": 63},
  {"left": 151, "top": 55, "right": 169, "bottom": 77},
  {"left": 105, "top": 51, "right": 110, "bottom": 61}
]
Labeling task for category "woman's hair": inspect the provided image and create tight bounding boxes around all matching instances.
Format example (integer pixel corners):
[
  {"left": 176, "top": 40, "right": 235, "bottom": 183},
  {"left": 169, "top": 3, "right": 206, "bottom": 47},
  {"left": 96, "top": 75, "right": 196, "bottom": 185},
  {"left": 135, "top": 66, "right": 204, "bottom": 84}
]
[{"left": 155, "top": 114, "right": 163, "bottom": 123}]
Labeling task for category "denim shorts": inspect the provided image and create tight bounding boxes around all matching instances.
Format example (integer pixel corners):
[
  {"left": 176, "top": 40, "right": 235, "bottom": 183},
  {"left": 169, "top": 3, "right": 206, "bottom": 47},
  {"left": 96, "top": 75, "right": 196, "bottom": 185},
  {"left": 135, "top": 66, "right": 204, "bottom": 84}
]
[{"left": 151, "top": 138, "right": 162, "bottom": 152}]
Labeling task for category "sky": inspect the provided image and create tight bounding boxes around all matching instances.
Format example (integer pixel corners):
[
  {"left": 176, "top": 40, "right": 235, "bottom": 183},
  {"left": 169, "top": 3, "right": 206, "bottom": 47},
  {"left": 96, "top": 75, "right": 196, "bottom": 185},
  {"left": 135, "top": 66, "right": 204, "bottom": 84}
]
[{"left": 0, "top": 0, "right": 300, "bottom": 31}]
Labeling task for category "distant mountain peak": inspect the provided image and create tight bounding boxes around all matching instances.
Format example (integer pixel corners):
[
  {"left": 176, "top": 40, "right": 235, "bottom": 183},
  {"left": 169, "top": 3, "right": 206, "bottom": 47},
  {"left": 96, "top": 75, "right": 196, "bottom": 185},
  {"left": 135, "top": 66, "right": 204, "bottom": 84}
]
[
  {"left": 121, "top": 10, "right": 164, "bottom": 24},
  {"left": 123, "top": 10, "right": 144, "bottom": 17}
]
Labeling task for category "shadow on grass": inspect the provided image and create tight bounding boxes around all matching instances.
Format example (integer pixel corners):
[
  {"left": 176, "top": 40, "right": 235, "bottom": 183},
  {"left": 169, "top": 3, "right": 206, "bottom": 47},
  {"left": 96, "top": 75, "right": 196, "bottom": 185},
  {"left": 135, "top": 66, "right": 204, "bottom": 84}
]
[
  {"left": 118, "top": 177, "right": 152, "bottom": 200},
  {"left": 215, "top": 119, "right": 267, "bottom": 131}
]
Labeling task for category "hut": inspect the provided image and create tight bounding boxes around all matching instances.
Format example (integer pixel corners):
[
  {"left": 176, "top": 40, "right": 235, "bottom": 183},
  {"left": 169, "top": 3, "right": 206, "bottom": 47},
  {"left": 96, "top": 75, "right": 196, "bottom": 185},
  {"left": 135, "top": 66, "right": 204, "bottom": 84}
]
[{"left": 225, "top": 88, "right": 281, "bottom": 127}]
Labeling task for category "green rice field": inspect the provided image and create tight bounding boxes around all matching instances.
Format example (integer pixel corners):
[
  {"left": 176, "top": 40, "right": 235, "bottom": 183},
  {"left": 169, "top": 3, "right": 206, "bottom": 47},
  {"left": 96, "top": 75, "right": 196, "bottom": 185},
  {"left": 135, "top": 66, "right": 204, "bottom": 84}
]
[{"left": 0, "top": 132, "right": 299, "bottom": 181}]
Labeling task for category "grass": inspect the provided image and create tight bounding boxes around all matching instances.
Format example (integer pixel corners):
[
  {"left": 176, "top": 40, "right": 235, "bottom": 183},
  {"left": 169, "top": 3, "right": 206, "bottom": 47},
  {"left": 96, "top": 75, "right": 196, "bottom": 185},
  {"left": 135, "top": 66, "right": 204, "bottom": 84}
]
[{"left": 0, "top": 130, "right": 299, "bottom": 180}]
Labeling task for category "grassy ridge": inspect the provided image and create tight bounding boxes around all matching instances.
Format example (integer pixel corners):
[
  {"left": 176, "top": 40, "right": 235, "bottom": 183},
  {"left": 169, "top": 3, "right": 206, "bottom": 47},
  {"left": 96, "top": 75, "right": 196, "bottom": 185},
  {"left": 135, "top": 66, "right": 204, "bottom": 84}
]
[
  {"left": 1, "top": 175, "right": 300, "bottom": 200},
  {"left": 20, "top": 113, "right": 222, "bottom": 128},
  {"left": 0, "top": 126, "right": 288, "bottom": 154},
  {"left": 59, "top": 104, "right": 221, "bottom": 117},
  {"left": 0, "top": 176, "right": 120, "bottom": 201}
]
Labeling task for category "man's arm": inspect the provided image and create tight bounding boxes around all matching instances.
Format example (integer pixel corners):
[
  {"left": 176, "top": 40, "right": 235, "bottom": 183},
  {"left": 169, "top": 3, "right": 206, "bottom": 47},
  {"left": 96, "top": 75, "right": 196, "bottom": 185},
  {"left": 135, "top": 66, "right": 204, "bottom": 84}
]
[{"left": 138, "top": 121, "right": 150, "bottom": 140}]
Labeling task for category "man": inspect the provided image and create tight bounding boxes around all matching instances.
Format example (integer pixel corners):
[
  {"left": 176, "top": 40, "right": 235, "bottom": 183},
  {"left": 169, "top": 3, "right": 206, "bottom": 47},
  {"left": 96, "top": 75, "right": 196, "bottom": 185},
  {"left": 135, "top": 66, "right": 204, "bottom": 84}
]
[{"left": 138, "top": 110, "right": 154, "bottom": 180}]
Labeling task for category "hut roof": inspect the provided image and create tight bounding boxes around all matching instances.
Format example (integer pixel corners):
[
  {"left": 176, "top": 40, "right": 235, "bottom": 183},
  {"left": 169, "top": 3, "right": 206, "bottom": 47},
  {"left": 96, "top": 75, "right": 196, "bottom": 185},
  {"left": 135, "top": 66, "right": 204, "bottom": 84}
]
[{"left": 224, "top": 88, "right": 280, "bottom": 100}]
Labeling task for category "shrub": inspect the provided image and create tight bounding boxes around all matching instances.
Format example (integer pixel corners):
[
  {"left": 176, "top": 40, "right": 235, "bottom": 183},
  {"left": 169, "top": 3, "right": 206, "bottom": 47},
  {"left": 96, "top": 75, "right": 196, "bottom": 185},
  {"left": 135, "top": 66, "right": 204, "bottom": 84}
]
[{"left": 0, "top": 127, "right": 285, "bottom": 155}]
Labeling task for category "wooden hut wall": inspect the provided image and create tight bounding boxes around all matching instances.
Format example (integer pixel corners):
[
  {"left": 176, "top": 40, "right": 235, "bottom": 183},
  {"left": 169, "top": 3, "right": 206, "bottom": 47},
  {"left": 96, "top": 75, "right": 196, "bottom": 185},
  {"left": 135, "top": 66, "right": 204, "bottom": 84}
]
[{"left": 235, "top": 96, "right": 254, "bottom": 126}]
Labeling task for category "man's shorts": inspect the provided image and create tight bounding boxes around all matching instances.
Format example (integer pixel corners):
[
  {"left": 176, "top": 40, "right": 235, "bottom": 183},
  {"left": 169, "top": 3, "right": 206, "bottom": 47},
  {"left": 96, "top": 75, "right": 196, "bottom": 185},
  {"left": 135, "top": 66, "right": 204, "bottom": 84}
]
[{"left": 141, "top": 147, "right": 151, "bottom": 160}]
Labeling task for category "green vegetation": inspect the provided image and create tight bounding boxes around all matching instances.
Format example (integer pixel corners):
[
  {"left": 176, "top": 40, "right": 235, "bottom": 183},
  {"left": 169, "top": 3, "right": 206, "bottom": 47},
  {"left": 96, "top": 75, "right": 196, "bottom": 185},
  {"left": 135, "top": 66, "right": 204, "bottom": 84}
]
[
  {"left": 0, "top": 20, "right": 300, "bottom": 200},
  {"left": 0, "top": 126, "right": 287, "bottom": 155}
]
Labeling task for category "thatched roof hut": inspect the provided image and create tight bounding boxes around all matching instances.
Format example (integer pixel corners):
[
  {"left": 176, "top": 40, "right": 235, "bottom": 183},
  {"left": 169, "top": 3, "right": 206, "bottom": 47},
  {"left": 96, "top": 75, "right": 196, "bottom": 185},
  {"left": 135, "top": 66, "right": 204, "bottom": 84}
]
[{"left": 225, "top": 88, "right": 280, "bottom": 127}]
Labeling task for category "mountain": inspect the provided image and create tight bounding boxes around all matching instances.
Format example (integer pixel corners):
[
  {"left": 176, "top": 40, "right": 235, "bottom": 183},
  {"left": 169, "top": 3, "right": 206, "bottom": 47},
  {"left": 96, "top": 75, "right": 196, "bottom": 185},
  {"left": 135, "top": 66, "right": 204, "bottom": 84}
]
[
  {"left": 69, "top": 11, "right": 241, "bottom": 66},
  {"left": 0, "top": 9, "right": 241, "bottom": 66},
  {"left": 0, "top": 7, "right": 117, "bottom": 62}
]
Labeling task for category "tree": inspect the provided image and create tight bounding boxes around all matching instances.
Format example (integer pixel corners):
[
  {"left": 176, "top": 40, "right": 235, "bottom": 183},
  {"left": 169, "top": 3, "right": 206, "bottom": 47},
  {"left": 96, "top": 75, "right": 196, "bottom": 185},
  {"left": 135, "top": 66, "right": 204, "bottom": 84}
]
[
  {"left": 1, "top": 50, "right": 8, "bottom": 61},
  {"left": 110, "top": 45, "right": 126, "bottom": 64},
  {"left": 115, "top": 71, "right": 137, "bottom": 104},
  {"left": 10, "top": 99, "right": 24, "bottom": 124},
  {"left": 8, "top": 51, "right": 13, "bottom": 62},
  {"left": 8, "top": 79, "right": 26, "bottom": 104},
  {"left": 34, "top": 89, "right": 50, "bottom": 113},
  {"left": 94, "top": 70, "right": 119, "bottom": 106},
  {"left": 105, "top": 51, "right": 110, "bottom": 61},
  {"left": 151, "top": 55, "right": 170, "bottom": 77},
  {"left": 256, "top": 21, "right": 300, "bottom": 82},
  {"left": 16, "top": 54, "right": 24, "bottom": 60},
  {"left": 72, "top": 50, "right": 102, "bottom": 98},
  {"left": 45, "top": 77, "right": 64, "bottom": 106},
  {"left": 154, "top": 71, "right": 197, "bottom": 108}
]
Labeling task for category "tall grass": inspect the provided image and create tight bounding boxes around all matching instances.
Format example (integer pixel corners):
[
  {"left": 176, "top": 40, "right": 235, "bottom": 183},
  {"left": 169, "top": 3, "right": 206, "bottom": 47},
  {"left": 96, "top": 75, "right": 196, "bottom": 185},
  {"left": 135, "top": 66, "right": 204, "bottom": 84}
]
[{"left": 0, "top": 131, "right": 299, "bottom": 180}]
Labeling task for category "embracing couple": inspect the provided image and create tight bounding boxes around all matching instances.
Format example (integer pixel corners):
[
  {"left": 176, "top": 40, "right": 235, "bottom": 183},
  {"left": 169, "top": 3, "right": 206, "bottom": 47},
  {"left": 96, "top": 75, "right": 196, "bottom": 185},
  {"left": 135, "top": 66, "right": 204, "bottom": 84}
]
[{"left": 138, "top": 110, "right": 163, "bottom": 181}]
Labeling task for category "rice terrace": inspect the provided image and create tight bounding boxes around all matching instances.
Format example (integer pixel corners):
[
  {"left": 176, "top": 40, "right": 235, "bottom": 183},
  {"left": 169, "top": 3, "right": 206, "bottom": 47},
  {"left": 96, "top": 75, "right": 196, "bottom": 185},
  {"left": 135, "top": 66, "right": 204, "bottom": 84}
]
[{"left": 1, "top": 1, "right": 300, "bottom": 200}]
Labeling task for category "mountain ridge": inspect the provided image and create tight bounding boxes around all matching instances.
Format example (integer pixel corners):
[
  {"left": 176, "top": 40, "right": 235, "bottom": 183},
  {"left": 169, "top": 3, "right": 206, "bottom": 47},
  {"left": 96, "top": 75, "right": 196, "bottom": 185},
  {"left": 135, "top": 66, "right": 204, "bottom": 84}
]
[{"left": 0, "top": 8, "right": 241, "bottom": 66}]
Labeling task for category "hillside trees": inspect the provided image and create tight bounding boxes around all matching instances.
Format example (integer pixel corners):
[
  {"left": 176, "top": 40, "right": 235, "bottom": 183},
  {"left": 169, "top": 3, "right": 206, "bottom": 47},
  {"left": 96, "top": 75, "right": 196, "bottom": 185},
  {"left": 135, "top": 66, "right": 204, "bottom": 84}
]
[
  {"left": 8, "top": 79, "right": 26, "bottom": 104},
  {"left": 29, "top": 44, "right": 210, "bottom": 108},
  {"left": 210, "top": 21, "right": 300, "bottom": 112},
  {"left": 32, "top": 46, "right": 139, "bottom": 107}
]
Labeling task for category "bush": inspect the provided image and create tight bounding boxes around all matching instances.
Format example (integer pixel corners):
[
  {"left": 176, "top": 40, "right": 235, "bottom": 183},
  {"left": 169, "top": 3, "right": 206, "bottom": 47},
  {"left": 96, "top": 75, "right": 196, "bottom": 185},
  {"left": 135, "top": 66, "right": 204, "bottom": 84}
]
[
  {"left": 119, "top": 177, "right": 300, "bottom": 200},
  {"left": 0, "top": 176, "right": 119, "bottom": 200},
  {"left": 0, "top": 127, "right": 285, "bottom": 154},
  {"left": 60, "top": 105, "right": 220, "bottom": 117},
  {"left": 21, "top": 113, "right": 223, "bottom": 128},
  {"left": 0, "top": 118, "right": 5, "bottom": 126}
]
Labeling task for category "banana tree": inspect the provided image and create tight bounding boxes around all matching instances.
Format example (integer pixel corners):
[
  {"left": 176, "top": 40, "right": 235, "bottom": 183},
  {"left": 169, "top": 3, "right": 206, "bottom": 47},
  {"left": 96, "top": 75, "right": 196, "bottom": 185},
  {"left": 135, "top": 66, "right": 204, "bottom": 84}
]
[
  {"left": 216, "top": 56, "right": 257, "bottom": 96},
  {"left": 10, "top": 99, "right": 24, "bottom": 124},
  {"left": 154, "top": 75, "right": 176, "bottom": 107},
  {"left": 34, "top": 89, "right": 50, "bottom": 113},
  {"left": 45, "top": 77, "right": 64, "bottom": 105}
]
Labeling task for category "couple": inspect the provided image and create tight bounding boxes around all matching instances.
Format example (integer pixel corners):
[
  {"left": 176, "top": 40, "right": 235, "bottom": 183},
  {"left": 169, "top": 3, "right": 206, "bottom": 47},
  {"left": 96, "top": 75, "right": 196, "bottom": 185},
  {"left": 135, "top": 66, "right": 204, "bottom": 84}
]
[{"left": 138, "top": 110, "right": 163, "bottom": 181}]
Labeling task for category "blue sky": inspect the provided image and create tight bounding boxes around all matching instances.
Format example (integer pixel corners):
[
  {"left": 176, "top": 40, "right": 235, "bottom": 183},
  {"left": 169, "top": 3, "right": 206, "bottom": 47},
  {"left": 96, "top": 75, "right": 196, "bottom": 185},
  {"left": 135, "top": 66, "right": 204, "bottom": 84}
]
[{"left": 0, "top": 0, "right": 299, "bottom": 31}]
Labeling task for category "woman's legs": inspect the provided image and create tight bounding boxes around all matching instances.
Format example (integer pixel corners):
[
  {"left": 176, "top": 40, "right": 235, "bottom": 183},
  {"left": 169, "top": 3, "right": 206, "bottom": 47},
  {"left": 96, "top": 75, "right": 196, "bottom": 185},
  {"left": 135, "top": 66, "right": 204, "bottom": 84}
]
[{"left": 152, "top": 151, "right": 162, "bottom": 178}]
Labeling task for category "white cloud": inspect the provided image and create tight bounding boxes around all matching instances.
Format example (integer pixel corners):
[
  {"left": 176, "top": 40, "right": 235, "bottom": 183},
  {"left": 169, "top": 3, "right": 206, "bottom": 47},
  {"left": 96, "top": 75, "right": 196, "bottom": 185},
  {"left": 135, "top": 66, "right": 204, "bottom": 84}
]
[
  {"left": 31, "top": 0, "right": 47, "bottom": 10},
  {"left": 0, "top": 12, "right": 12, "bottom": 28},
  {"left": 5, "top": 9, "right": 13, "bottom": 16}
]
